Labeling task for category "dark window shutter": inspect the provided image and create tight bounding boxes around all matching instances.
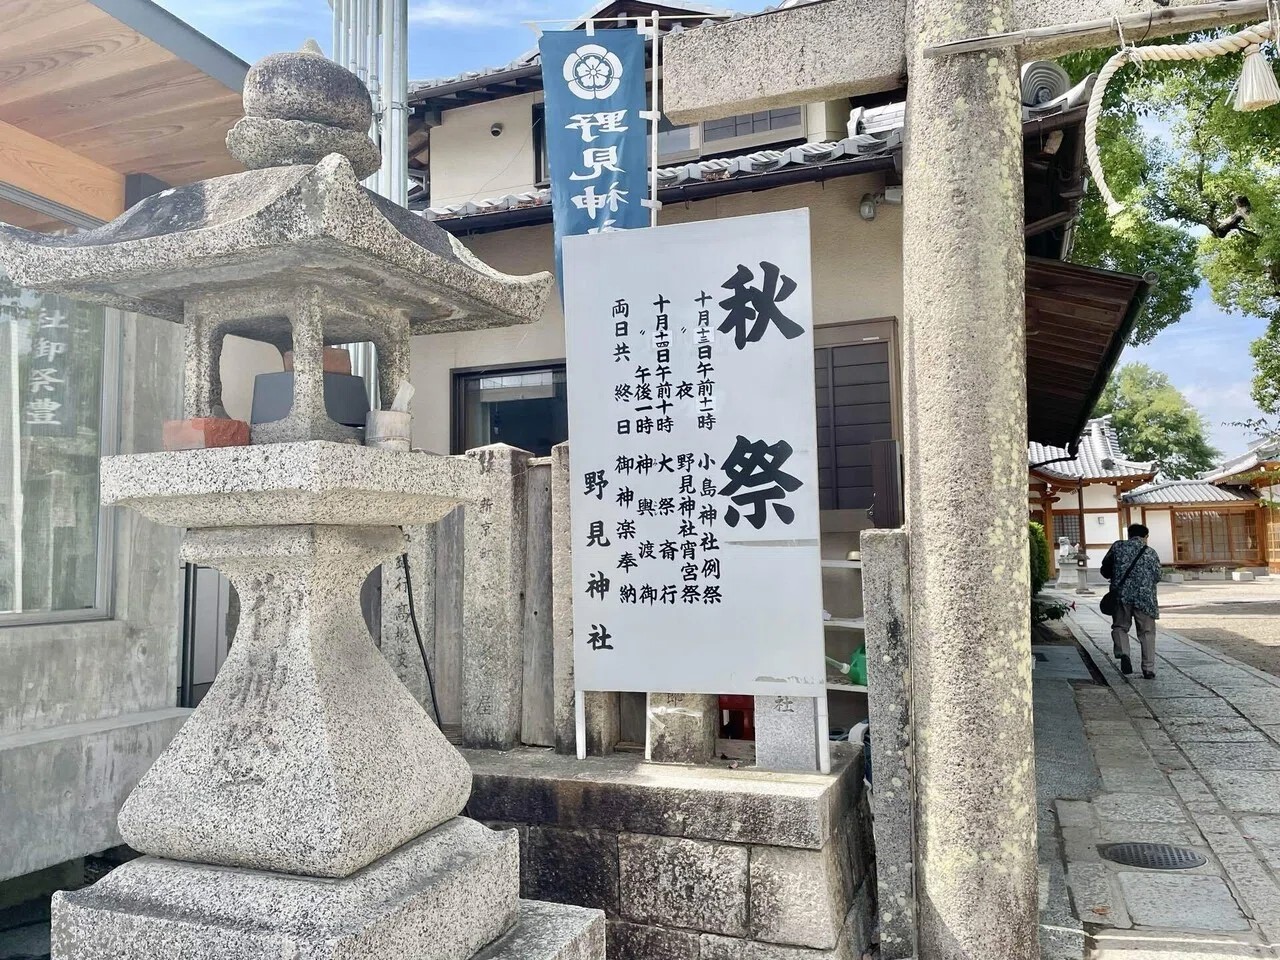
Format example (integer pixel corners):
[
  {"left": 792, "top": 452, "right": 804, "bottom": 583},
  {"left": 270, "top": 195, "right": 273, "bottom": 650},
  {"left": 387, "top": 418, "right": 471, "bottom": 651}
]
[{"left": 814, "top": 342, "right": 893, "bottom": 511}]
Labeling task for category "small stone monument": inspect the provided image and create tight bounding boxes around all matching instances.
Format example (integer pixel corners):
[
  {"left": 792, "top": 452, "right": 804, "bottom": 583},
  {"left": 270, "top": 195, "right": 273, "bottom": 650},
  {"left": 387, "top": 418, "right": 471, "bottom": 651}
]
[{"left": 0, "top": 44, "right": 603, "bottom": 960}]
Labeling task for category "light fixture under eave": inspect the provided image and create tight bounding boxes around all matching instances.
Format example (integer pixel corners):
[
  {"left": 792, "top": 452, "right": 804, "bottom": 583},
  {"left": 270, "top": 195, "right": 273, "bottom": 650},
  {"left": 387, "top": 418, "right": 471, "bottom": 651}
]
[{"left": 858, "top": 186, "right": 902, "bottom": 221}]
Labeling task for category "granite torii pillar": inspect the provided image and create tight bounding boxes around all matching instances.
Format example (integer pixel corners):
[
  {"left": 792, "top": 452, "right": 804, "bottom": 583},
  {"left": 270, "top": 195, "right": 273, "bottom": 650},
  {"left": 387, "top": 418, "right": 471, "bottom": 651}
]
[{"left": 661, "top": 2, "right": 1235, "bottom": 957}]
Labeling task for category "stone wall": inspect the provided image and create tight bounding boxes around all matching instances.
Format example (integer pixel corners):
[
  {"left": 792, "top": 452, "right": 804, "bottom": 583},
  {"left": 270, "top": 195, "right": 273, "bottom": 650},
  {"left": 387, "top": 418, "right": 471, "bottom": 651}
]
[{"left": 463, "top": 746, "right": 876, "bottom": 959}]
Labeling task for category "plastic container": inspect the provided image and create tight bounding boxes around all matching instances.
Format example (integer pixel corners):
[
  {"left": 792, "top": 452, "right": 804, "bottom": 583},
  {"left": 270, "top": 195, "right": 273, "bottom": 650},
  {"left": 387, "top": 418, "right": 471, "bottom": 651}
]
[{"left": 365, "top": 410, "right": 411, "bottom": 452}]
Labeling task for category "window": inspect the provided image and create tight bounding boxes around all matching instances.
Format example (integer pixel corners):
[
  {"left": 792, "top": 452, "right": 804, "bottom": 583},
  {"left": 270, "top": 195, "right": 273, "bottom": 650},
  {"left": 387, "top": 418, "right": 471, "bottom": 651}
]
[
  {"left": 1052, "top": 512, "right": 1082, "bottom": 548},
  {"left": 654, "top": 115, "right": 698, "bottom": 163},
  {"left": 534, "top": 102, "right": 549, "bottom": 185},
  {"left": 814, "top": 340, "right": 893, "bottom": 511},
  {"left": 1174, "top": 509, "right": 1261, "bottom": 565},
  {"left": 454, "top": 364, "right": 567, "bottom": 456},
  {"left": 0, "top": 254, "right": 116, "bottom": 622},
  {"left": 703, "top": 107, "right": 803, "bottom": 146}
]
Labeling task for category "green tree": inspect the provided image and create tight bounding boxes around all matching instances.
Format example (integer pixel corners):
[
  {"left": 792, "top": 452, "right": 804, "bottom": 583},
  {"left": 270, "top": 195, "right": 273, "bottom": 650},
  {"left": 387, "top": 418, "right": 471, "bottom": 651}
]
[
  {"left": 1028, "top": 521, "right": 1050, "bottom": 597},
  {"left": 1061, "top": 35, "right": 1280, "bottom": 402},
  {"left": 1094, "top": 363, "right": 1220, "bottom": 478}
]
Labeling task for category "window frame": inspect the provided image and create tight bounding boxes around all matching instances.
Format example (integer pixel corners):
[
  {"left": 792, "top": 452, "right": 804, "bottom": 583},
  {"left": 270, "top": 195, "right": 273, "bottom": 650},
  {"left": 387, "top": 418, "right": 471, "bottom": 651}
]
[
  {"left": 700, "top": 107, "right": 807, "bottom": 155},
  {"left": 0, "top": 297, "right": 121, "bottom": 628},
  {"left": 812, "top": 317, "right": 900, "bottom": 519},
  {"left": 451, "top": 359, "right": 568, "bottom": 456}
]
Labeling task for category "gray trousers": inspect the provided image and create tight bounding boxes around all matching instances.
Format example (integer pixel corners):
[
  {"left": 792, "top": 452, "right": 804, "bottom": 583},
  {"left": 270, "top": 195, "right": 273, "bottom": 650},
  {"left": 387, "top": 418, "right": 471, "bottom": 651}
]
[{"left": 1111, "top": 601, "right": 1157, "bottom": 673}]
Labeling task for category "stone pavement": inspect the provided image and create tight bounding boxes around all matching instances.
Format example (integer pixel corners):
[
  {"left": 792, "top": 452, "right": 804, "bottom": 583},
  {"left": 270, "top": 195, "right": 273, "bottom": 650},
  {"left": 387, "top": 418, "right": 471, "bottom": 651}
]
[{"left": 1039, "top": 592, "right": 1280, "bottom": 959}]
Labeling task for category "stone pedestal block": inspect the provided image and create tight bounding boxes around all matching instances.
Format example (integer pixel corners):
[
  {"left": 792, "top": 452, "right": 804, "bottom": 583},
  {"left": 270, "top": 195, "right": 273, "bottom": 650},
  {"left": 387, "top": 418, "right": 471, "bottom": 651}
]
[
  {"left": 118, "top": 524, "right": 472, "bottom": 877},
  {"left": 53, "top": 818, "right": 519, "bottom": 960},
  {"left": 647, "top": 692, "right": 718, "bottom": 763},
  {"left": 465, "top": 746, "right": 873, "bottom": 958},
  {"left": 476, "top": 900, "right": 606, "bottom": 960},
  {"left": 749, "top": 844, "right": 847, "bottom": 949},
  {"left": 526, "top": 826, "right": 620, "bottom": 915},
  {"left": 51, "top": 821, "right": 603, "bottom": 960},
  {"left": 755, "top": 695, "right": 820, "bottom": 772}
]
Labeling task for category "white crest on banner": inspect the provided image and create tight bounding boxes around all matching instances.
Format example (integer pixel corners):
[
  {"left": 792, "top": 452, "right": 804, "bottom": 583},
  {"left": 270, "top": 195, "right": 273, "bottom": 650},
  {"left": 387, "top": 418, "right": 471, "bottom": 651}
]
[{"left": 563, "top": 43, "right": 624, "bottom": 99}]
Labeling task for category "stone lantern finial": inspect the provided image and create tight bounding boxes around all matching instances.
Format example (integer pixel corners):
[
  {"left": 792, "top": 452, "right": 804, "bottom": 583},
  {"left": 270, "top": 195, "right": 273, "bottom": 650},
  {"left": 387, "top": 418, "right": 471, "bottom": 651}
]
[{"left": 226, "top": 43, "right": 381, "bottom": 178}]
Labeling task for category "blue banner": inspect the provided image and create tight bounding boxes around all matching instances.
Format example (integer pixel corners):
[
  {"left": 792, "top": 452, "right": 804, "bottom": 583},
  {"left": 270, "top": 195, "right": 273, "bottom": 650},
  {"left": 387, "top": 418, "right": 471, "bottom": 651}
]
[{"left": 538, "top": 30, "right": 649, "bottom": 285}]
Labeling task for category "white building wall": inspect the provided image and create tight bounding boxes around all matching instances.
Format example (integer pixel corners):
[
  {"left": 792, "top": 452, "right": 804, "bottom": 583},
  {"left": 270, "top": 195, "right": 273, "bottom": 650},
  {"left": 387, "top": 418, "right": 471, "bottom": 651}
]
[
  {"left": 1140, "top": 508, "right": 1176, "bottom": 563},
  {"left": 430, "top": 93, "right": 543, "bottom": 209},
  {"left": 1081, "top": 483, "right": 1119, "bottom": 511},
  {"left": 219, "top": 335, "right": 284, "bottom": 423},
  {"left": 408, "top": 173, "right": 903, "bottom": 454},
  {"left": 1, "top": 313, "right": 187, "bottom": 882}
]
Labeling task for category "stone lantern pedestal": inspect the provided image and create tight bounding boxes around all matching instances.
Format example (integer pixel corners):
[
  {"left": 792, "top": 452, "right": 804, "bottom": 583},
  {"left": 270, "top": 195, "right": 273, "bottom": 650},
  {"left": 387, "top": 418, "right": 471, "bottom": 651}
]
[{"left": 46, "top": 444, "right": 602, "bottom": 960}]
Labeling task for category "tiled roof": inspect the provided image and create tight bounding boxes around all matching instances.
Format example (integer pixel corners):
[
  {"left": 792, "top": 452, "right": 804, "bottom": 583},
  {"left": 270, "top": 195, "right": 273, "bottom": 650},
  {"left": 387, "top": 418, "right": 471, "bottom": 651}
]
[
  {"left": 417, "top": 72, "right": 1093, "bottom": 223},
  {"left": 1028, "top": 417, "right": 1156, "bottom": 481},
  {"left": 1200, "top": 435, "right": 1280, "bottom": 483},
  {"left": 422, "top": 126, "right": 902, "bottom": 221},
  {"left": 1123, "top": 480, "right": 1259, "bottom": 505}
]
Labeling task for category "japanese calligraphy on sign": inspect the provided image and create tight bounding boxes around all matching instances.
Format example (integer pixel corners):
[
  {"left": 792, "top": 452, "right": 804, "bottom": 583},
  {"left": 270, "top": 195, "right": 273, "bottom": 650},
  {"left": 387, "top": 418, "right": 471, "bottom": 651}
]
[
  {"left": 563, "top": 210, "right": 824, "bottom": 697},
  {"left": 18, "top": 304, "right": 75, "bottom": 438},
  {"left": 538, "top": 30, "right": 649, "bottom": 288}
]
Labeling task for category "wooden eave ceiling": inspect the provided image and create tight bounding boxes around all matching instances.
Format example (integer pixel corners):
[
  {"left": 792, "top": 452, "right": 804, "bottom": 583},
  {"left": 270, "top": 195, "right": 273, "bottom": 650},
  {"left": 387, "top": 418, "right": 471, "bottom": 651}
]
[
  {"left": 1026, "top": 257, "right": 1149, "bottom": 449},
  {"left": 0, "top": 0, "right": 247, "bottom": 188}
]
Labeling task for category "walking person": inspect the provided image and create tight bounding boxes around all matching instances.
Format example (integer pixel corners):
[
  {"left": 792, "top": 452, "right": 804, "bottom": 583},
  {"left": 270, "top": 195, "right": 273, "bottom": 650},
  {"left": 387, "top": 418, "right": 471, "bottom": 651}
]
[{"left": 1100, "top": 524, "right": 1163, "bottom": 678}]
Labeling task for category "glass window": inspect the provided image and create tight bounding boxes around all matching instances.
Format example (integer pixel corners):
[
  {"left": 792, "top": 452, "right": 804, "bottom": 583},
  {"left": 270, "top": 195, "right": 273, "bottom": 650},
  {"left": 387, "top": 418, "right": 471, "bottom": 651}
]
[
  {"left": 1052, "top": 512, "right": 1082, "bottom": 548},
  {"left": 1174, "top": 509, "right": 1261, "bottom": 565},
  {"left": 455, "top": 365, "right": 567, "bottom": 456},
  {"left": 0, "top": 265, "right": 112, "bottom": 619},
  {"left": 703, "top": 107, "right": 803, "bottom": 144},
  {"left": 655, "top": 115, "right": 696, "bottom": 162}
]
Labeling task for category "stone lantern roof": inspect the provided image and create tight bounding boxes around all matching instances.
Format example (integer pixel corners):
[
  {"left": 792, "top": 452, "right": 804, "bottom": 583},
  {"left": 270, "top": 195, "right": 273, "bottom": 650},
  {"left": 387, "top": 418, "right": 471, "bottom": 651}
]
[
  {"left": 0, "top": 41, "right": 552, "bottom": 335},
  {"left": 0, "top": 155, "right": 551, "bottom": 332}
]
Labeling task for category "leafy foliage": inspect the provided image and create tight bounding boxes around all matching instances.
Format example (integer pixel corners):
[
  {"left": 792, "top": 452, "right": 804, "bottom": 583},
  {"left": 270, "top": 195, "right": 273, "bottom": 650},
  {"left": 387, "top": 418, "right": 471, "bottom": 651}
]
[
  {"left": 1029, "top": 521, "right": 1051, "bottom": 597},
  {"left": 1094, "top": 363, "right": 1220, "bottom": 477},
  {"left": 1060, "top": 36, "right": 1280, "bottom": 403}
]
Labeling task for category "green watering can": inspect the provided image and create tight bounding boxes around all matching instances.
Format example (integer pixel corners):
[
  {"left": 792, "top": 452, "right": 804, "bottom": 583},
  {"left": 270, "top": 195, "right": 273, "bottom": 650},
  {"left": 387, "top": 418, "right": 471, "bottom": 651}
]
[{"left": 826, "top": 648, "right": 868, "bottom": 687}]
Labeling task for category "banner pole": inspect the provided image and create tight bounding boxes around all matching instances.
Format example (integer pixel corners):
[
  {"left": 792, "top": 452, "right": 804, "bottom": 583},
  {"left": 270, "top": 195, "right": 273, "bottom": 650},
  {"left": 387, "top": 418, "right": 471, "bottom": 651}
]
[{"left": 649, "top": 12, "right": 661, "bottom": 227}]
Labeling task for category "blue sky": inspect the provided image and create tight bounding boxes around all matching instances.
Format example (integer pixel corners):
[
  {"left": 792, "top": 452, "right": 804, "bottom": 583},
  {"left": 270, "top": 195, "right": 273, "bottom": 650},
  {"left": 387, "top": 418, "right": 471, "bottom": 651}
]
[
  {"left": 156, "top": 1, "right": 753, "bottom": 80},
  {"left": 158, "top": 1, "right": 1266, "bottom": 460},
  {"left": 1126, "top": 284, "right": 1267, "bottom": 457}
]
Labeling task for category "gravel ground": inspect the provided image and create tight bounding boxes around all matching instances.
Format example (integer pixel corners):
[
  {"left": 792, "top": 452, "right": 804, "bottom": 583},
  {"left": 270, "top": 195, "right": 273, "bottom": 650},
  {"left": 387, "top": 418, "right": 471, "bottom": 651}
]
[{"left": 1157, "top": 580, "right": 1280, "bottom": 680}]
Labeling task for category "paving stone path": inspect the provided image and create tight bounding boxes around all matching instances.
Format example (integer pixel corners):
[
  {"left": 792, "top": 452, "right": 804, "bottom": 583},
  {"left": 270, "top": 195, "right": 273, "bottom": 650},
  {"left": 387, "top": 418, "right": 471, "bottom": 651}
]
[{"left": 1046, "top": 595, "right": 1280, "bottom": 959}]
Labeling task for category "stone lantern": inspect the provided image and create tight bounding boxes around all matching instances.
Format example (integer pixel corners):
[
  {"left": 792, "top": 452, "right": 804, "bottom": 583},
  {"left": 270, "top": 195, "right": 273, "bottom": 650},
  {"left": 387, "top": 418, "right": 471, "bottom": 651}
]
[{"left": 0, "top": 44, "right": 604, "bottom": 960}]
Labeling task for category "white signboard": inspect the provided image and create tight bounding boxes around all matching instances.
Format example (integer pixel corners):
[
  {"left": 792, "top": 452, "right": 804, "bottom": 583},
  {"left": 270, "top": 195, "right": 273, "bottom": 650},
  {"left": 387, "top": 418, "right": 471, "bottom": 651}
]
[{"left": 563, "top": 209, "right": 824, "bottom": 697}]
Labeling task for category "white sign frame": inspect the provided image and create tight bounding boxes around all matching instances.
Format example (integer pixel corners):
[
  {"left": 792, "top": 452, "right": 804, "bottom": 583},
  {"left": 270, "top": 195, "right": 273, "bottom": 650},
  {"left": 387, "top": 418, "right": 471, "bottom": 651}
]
[{"left": 563, "top": 210, "right": 825, "bottom": 725}]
